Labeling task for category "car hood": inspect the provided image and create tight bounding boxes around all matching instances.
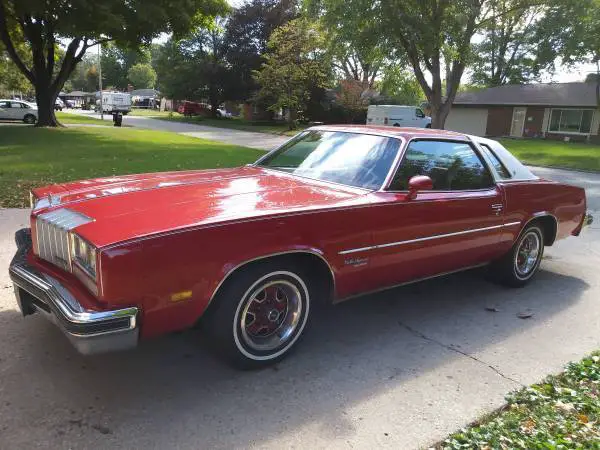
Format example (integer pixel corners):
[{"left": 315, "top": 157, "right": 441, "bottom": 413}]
[{"left": 32, "top": 166, "right": 368, "bottom": 248}]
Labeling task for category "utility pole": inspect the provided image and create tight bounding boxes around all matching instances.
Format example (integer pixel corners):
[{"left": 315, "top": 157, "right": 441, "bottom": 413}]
[{"left": 98, "top": 42, "right": 103, "bottom": 120}]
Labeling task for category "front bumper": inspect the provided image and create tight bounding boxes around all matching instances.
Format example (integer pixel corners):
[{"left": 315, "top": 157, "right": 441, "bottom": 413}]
[{"left": 9, "top": 229, "right": 139, "bottom": 355}]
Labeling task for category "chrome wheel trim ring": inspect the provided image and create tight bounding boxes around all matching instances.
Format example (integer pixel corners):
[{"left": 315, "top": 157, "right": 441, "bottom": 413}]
[
  {"left": 233, "top": 271, "right": 309, "bottom": 361},
  {"left": 514, "top": 230, "right": 542, "bottom": 279}
]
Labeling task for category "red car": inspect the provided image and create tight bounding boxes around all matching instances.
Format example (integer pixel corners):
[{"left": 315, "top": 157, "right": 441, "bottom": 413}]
[
  {"left": 10, "top": 126, "right": 593, "bottom": 368},
  {"left": 177, "top": 101, "right": 209, "bottom": 116}
]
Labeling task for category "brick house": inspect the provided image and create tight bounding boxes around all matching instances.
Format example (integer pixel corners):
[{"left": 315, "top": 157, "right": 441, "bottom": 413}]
[{"left": 445, "top": 82, "right": 600, "bottom": 142}]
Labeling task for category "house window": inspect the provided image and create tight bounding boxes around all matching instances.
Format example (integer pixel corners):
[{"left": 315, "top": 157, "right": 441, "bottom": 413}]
[{"left": 548, "top": 109, "right": 594, "bottom": 134}]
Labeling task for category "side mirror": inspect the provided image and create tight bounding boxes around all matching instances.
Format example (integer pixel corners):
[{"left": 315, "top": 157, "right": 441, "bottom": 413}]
[{"left": 407, "top": 175, "right": 433, "bottom": 200}]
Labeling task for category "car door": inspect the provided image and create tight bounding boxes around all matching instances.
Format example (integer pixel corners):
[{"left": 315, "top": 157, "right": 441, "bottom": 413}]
[
  {"left": 363, "top": 138, "right": 506, "bottom": 289},
  {"left": 389, "top": 108, "right": 407, "bottom": 127},
  {"left": 414, "top": 108, "right": 426, "bottom": 127},
  {"left": 10, "top": 101, "right": 24, "bottom": 120},
  {"left": 0, "top": 100, "right": 12, "bottom": 119}
]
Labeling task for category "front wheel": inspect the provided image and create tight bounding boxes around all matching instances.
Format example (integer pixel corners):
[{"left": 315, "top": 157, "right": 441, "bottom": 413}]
[
  {"left": 23, "top": 114, "right": 36, "bottom": 124},
  {"left": 492, "top": 224, "right": 544, "bottom": 287},
  {"left": 205, "top": 263, "right": 312, "bottom": 369}
]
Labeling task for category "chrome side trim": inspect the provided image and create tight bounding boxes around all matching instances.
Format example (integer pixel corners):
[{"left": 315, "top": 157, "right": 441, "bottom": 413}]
[
  {"left": 207, "top": 250, "right": 336, "bottom": 309},
  {"left": 339, "top": 221, "right": 522, "bottom": 255},
  {"left": 335, "top": 262, "right": 489, "bottom": 303}
]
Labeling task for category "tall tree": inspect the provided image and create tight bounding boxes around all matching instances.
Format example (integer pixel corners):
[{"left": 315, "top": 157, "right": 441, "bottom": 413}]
[
  {"left": 184, "top": 18, "right": 229, "bottom": 116},
  {"left": 471, "top": 0, "right": 549, "bottom": 86},
  {"left": 536, "top": 0, "right": 600, "bottom": 107},
  {"left": 127, "top": 63, "right": 156, "bottom": 89},
  {"left": 0, "top": 0, "right": 226, "bottom": 127},
  {"left": 254, "top": 18, "right": 331, "bottom": 129},
  {"left": 223, "top": 0, "right": 298, "bottom": 102},
  {"left": 66, "top": 54, "right": 98, "bottom": 92},
  {"left": 153, "top": 19, "right": 228, "bottom": 115},
  {"left": 154, "top": 39, "right": 201, "bottom": 100},
  {"left": 305, "top": 0, "right": 387, "bottom": 89},
  {"left": 378, "top": 0, "right": 539, "bottom": 128},
  {"left": 377, "top": 64, "right": 424, "bottom": 105},
  {"left": 0, "top": 35, "right": 31, "bottom": 94}
]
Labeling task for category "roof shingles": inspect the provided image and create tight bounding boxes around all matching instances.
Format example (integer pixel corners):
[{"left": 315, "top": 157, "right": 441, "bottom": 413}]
[{"left": 453, "top": 82, "right": 598, "bottom": 107}]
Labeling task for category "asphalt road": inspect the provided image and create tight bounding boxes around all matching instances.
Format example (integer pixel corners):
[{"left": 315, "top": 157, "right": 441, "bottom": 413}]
[
  {"left": 63, "top": 110, "right": 289, "bottom": 150},
  {"left": 0, "top": 167, "right": 598, "bottom": 449}
]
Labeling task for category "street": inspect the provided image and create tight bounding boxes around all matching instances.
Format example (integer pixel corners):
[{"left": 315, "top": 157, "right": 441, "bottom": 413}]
[
  {"left": 63, "top": 110, "right": 289, "bottom": 150},
  {"left": 0, "top": 167, "right": 598, "bottom": 449}
]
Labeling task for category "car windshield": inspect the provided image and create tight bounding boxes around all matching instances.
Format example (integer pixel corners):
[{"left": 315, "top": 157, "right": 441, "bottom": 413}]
[{"left": 256, "top": 130, "right": 400, "bottom": 190}]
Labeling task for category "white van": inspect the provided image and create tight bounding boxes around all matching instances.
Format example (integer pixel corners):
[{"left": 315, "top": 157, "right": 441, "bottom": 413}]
[
  {"left": 97, "top": 92, "right": 131, "bottom": 114},
  {"left": 367, "top": 105, "right": 431, "bottom": 128}
]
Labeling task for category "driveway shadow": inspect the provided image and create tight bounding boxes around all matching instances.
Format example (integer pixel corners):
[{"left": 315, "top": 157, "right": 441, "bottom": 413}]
[{"left": 0, "top": 268, "right": 588, "bottom": 448}]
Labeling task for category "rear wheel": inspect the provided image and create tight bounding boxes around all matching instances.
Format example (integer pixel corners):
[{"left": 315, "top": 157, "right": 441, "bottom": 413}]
[
  {"left": 204, "top": 262, "right": 313, "bottom": 369},
  {"left": 492, "top": 224, "right": 544, "bottom": 287},
  {"left": 23, "top": 114, "right": 36, "bottom": 124}
]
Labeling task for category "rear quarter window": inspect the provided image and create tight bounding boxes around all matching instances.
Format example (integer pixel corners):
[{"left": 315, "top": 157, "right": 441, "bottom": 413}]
[{"left": 479, "top": 144, "right": 512, "bottom": 179}]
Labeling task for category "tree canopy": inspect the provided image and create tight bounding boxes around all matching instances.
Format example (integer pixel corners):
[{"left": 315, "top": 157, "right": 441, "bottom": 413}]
[
  {"left": 127, "top": 63, "right": 157, "bottom": 90},
  {"left": 254, "top": 18, "right": 331, "bottom": 129},
  {"left": 0, "top": 0, "right": 227, "bottom": 126},
  {"left": 470, "top": 0, "right": 550, "bottom": 86},
  {"left": 222, "top": 0, "right": 298, "bottom": 102}
]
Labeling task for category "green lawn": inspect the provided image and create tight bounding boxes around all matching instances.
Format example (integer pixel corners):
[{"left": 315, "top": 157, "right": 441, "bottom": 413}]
[
  {"left": 440, "top": 352, "right": 600, "bottom": 449},
  {"left": 499, "top": 138, "right": 600, "bottom": 171},
  {"left": 0, "top": 126, "right": 263, "bottom": 208},
  {"left": 55, "top": 111, "right": 108, "bottom": 125}
]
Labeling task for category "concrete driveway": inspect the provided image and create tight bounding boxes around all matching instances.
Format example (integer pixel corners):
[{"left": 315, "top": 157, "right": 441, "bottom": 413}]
[
  {"left": 0, "top": 167, "right": 598, "bottom": 449},
  {"left": 63, "top": 110, "right": 289, "bottom": 150}
]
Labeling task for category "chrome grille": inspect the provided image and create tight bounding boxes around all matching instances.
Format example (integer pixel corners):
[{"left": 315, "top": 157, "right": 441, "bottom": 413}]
[{"left": 35, "top": 209, "right": 93, "bottom": 271}]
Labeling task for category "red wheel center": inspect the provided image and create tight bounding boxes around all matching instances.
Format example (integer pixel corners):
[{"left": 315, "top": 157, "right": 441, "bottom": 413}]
[{"left": 245, "top": 286, "right": 288, "bottom": 337}]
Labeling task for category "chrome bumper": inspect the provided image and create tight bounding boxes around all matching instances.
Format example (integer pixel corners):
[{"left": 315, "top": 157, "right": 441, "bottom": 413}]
[{"left": 9, "top": 229, "right": 138, "bottom": 355}]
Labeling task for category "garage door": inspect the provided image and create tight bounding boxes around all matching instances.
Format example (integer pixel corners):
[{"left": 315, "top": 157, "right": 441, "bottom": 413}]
[{"left": 445, "top": 108, "right": 488, "bottom": 136}]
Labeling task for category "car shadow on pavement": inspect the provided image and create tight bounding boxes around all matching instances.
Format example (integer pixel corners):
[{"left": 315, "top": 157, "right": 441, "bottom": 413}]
[{"left": 0, "top": 268, "right": 589, "bottom": 448}]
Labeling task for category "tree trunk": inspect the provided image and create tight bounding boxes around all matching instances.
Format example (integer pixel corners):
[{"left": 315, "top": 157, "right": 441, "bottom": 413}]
[
  {"left": 287, "top": 108, "right": 297, "bottom": 130},
  {"left": 209, "top": 86, "right": 219, "bottom": 118},
  {"left": 431, "top": 101, "right": 451, "bottom": 129},
  {"left": 34, "top": 80, "right": 61, "bottom": 127}
]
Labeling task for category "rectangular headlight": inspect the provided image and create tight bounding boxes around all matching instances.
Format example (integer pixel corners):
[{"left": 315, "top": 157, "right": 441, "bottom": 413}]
[{"left": 70, "top": 233, "right": 97, "bottom": 278}]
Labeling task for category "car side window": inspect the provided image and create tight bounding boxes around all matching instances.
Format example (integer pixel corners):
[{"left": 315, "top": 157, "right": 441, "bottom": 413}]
[
  {"left": 389, "top": 140, "right": 494, "bottom": 191},
  {"left": 10, "top": 102, "right": 23, "bottom": 109},
  {"left": 0, "top": 101, "right": 11, "bottom": 108},
  {"left": 415, "top": 108, "right": 425, "bottom": 118},
  {"left": 479, "top": 143, "right": 511, "bottom": 179}
]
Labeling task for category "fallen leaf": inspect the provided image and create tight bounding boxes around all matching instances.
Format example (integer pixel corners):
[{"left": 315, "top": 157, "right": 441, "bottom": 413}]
[
  {"left": 517, "top": 311, "right": 534, "bottom": 319},
  {"left": 578, "top": 414, "right": 589, "bottom": 423},
  {"left": 555, "top": 400, "right": 575, "bottom": 412},
  {"left": 485, "top": 306, "right": 500, "bottom": 312},
  {"left": 519, "top": 418, "right": 536, "bottom": 434}
]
